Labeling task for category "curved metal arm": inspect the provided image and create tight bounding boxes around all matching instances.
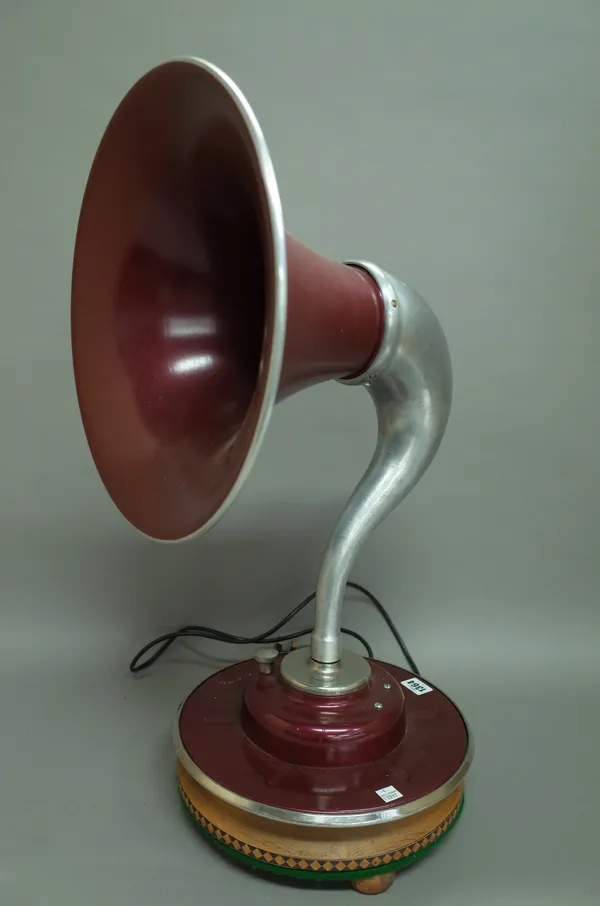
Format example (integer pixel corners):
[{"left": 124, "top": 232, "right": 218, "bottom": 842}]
[{"left": 310, "top": 261, "right": 453, "bottom": 666}]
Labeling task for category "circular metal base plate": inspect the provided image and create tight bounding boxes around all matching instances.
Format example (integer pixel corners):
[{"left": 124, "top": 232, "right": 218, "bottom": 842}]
[
  {"left": 174, "top": 659, "right": 472, "bottom": 827},
  {"left": 280, "top": 647, "right": 371, "bottom": 695}
]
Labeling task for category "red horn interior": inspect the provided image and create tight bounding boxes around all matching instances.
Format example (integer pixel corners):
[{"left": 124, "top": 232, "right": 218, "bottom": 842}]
[{"left": 71, "top": 60, "right": 382, "bottom": 542}]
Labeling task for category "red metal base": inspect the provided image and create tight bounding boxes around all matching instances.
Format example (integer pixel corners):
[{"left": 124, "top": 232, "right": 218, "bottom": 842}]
[
  {"left": 242, "top": 658, "right": 407, "bottom": 767},
  {"left": 176, "top": 657, "right": 469, "bottom": 818}
]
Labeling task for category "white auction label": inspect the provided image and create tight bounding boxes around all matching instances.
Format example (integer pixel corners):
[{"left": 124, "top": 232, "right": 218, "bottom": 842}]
[
  {"left": 375, "top": 785, "right": 404, "bottom": 803},
  {"left": 401, "top": 677, "right": 433, "bottom": 696}
]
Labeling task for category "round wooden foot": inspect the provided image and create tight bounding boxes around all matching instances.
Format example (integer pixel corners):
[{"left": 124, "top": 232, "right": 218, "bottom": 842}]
[{"left": 351, "top": 872, "right": 396, "bottom": 894}]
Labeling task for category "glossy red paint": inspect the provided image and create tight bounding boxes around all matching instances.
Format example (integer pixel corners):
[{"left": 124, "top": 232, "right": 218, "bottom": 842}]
[
  {"left": 280, "top": 235, "right": 382, "bottom": 399},
  {"left": 71, "top": 60, "right": 383, "bottom": 541},
  {"left": 241, "top": 659, "right": 406, "bottom": 768},
  {"left": 178, "top": 660, "right": 469, "bottom": 816}
]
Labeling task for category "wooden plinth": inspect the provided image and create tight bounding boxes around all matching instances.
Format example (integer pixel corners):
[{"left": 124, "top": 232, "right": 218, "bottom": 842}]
[{"left": 177, "top": 761, "right": 464, "bottom": 893}]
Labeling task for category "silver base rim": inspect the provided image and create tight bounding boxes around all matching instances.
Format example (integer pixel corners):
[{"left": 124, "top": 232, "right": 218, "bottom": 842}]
[{"left": 174, "top": 711, "right": 473, "bottom": 829}]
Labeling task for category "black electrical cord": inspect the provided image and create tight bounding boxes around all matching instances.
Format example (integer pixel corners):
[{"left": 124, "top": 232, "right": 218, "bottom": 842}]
[
  {"left": 347, "top": 581, "right": 420, "bottom": 675},
  {"left": 129, "top": 581, "right": 419, "bottom": 675}
]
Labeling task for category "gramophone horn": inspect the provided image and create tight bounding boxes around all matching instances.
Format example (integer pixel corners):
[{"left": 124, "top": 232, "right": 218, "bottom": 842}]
[
  {"left": 72, "top": 57, "right": 471, "bottom": 893},
  {"left": 72, "top": 56, "right": 453, "bottom": 682}
]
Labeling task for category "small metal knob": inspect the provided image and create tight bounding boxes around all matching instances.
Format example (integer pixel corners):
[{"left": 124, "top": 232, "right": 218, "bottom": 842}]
[{"left": 254, "top": 647, "right": 279, "bottom": 675}]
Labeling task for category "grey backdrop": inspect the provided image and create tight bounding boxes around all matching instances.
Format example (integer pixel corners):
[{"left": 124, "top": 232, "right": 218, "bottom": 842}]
[{"left": 1, "top": 1, "right": 599, "bottom": 904}]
